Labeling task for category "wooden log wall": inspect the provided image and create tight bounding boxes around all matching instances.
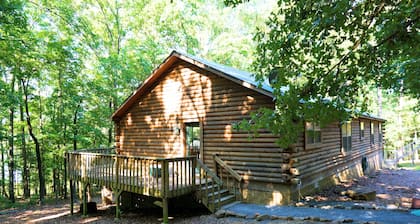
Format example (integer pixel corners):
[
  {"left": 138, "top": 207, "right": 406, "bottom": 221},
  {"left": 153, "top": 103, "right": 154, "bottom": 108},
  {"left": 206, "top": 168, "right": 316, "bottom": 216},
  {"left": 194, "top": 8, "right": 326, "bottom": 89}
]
[
  {"left": 114, "top": 58, "right": 384, "bottom": 187},
  {"left": 290, "top": 118, "right": 384, "bottom": 185},
  {"left": 115, "top": 60, "right": 291, "bottom": 183}
]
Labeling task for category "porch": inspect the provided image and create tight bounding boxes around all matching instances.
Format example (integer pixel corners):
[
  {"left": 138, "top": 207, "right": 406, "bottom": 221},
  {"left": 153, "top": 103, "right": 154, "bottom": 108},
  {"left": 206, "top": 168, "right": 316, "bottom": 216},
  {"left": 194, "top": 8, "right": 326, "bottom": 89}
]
[{"left": 66, "top": 150, "right": 242, "bottom": 223}]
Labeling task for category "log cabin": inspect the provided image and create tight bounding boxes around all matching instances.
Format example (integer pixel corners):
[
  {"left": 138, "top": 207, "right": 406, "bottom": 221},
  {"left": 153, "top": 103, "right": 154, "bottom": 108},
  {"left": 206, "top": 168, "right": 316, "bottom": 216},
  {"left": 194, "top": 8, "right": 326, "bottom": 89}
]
[{"left": 67, "top": 50, "right": 385, "bottom": 222}]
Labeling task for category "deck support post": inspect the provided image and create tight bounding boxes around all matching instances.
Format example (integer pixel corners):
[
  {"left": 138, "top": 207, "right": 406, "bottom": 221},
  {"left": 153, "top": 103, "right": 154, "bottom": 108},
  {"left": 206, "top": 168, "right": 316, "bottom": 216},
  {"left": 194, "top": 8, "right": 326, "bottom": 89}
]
[
  {"left": 162, "top": 159, "right": 169, "bottom": 224},
  {"left": 115, "top": 189, "right": 123, "bottom": 220},
  {"left": 70, "top": 179, "right": 74, "bottom": 215},
  {"left": 82, "top": 183, "right": 88, "bottom": 217},
  {"left": 162, "top": 197, "right": 168, "bottom": 224}
]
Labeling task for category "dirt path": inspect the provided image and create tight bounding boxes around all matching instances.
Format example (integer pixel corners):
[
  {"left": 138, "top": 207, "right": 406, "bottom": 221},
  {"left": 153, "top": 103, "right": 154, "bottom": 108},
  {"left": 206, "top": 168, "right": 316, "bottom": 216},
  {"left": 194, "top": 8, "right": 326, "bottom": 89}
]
[{"left": 0, "top": 168, "right": 419, "bottom": 223}]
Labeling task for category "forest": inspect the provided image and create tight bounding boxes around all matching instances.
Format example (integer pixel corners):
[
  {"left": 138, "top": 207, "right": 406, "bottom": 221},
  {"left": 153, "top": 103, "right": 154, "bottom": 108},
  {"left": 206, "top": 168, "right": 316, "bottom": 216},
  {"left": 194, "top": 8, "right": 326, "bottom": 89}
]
[{"left": 1, "top": 0, "right": 419, "bottom": 206}]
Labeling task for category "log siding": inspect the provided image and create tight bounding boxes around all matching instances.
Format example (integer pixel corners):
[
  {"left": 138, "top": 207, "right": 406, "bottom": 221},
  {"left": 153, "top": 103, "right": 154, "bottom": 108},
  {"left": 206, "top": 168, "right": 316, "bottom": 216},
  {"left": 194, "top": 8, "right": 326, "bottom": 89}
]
[
  {"left": 112, "top": 51, "right": 385, "bottom": 205},
  {"left": 115, "top": 61, "right": 288, "bottom": 183},
  {"left": 292, "top": 118, "right": 383, "bottom": 185}
]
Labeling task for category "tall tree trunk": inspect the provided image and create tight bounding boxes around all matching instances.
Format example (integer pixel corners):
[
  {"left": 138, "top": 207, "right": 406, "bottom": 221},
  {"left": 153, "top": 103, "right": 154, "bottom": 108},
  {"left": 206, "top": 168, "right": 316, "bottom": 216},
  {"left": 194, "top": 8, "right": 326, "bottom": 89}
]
[
  {"left": 108, "top": 100, "right": 113, "bottom": 146},
  {"left": 377, "top": 87, "right": 382, "bottom": 117},
  {"left": 21, "top": 78, "right": 46, "bottom": 203},
  {"left": 1, "top": 140, "right": 6, "bottom": 197},
  {"left": 63, "top": 156, "right": 67, "bottom": 199},
  {"left": 20, "top": 102, "right": 30, "bottom": 198},
  {"left": 73, "top": 100, "right": 81, "bottom": 151},
  {"left": 8, "top": 76, "right": 15, "bottom": 203}
]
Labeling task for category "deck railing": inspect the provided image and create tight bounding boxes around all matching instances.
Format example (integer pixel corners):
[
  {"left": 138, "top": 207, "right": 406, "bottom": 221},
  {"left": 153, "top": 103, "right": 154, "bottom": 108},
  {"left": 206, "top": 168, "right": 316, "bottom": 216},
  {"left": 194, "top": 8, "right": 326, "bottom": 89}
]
[{"left": 67, "top": 151, "right": 196, "bottom": 198}]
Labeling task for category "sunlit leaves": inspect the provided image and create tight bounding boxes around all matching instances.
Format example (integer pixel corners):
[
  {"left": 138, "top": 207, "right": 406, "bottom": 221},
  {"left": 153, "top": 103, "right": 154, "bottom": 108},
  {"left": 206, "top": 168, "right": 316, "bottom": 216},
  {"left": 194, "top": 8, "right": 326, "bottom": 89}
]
[{"left": 235, "top": 0, "right": 420, "bottom": 147}]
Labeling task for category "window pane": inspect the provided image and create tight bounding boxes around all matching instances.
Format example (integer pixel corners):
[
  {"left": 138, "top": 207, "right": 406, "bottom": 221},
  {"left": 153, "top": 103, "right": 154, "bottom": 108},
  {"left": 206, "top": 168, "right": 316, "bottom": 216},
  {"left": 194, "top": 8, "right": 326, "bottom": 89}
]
[
  {"left": 343, "top": 137, "right": 348, "bottom": 151},
  {"left": 341, "top": 123, "right": 346, "bottom": 135},
  {"left": 314, "top": 123, "right": 321, "bottom": 131},
  {"left": 307, "top": 131, "right": 314, "bottom": 144},
  {"left": 305, "top": 122, "right": 313, "bottom": 130},
  {"left": 371, "top": 122, "right": 374, "bottom": 134},
  {"left": 314, "top": 131, "right": 321, "bottom": 143},
  {"left": 346, "top": 123, "right": 352, "bottom": 137},
  {"left": 306, "top": 121, "right": 321, "bottom": 146}
]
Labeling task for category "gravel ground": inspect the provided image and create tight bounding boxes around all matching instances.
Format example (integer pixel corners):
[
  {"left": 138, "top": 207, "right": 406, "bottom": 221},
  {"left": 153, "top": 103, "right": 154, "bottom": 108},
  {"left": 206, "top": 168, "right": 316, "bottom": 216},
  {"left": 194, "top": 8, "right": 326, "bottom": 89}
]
[
  {"left": 0, "top": 168, "right": 419, "bottom": 223},
  {"left": 304, "top": 168, "right": 420, "bottom": 209}
]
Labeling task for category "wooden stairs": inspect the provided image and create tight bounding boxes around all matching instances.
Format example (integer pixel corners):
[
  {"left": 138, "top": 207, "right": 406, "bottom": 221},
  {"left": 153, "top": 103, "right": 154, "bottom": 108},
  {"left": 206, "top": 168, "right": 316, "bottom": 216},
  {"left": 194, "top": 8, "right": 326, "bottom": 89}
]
[
  {"left": 195, "top": 157, "right": 243, "bottom": 213},
  {"left": 195, "top": 180, "right": 237, "bottom": 213}
]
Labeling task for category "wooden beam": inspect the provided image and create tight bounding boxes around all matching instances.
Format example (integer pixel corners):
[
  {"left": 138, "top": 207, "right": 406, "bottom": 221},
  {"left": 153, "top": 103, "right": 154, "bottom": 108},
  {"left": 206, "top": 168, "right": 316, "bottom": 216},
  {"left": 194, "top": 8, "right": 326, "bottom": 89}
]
[
  {"left": 115, "top": 189, "right": 123, "bottom": 220},
  {"left": 82, "top": 183, "right": 88, "bottom": 217},
  {"left": 70, "top": 179, "right": 74, "bottom": 215}
]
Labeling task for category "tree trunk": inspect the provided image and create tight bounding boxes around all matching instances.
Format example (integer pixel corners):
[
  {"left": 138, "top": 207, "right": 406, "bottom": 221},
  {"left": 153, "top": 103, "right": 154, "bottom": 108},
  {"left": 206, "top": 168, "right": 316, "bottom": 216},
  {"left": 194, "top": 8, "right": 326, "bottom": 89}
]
[
  {"left": 63, "top": 156, "right": 67, "bottom": 199},
  {"left": 108, "top": 100, "right": 113, "bottom": 146},
  {"left": 377, "top": 87, "right": 382, "bottom": 117},
  {"left": 73, "top": 100, "right": 81, "bottom": 151},
  {"left": 21, "top": 78, "right": 46, "bottom": 203},
  {"left": 20, "top": 102, "right": 30, "bottom": 198},
  {"left": 8, "top": 76, "right": 15, "bottom": 203},
  {"left": 1, "top": 140, "right": 6, "bottom": 197}
]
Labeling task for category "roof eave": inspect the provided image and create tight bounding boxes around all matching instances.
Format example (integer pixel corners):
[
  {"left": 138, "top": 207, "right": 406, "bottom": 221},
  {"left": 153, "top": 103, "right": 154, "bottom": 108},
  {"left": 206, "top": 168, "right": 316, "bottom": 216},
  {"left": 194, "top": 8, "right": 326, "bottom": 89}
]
[
  {"left": 358, "top": 114, "right": 386, "bottom": 122},
  {"left": 173, "top": 52, "right": 274, "bottom": 98}
]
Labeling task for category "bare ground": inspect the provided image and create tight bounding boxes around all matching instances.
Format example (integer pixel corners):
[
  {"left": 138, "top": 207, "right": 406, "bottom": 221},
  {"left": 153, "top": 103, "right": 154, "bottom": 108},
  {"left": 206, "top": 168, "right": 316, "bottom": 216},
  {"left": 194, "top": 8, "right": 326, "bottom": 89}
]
[
  {"left": 0, "top": 168, "right": 419, "bottom": 223},
  {"left": 304, "top": 168, "right": 420, "bottom": 209}
]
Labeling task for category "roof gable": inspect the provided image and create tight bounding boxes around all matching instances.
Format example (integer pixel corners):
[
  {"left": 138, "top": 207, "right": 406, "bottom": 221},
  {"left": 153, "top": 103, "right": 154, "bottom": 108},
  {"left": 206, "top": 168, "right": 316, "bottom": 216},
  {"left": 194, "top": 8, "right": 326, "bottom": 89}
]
[{"left": 112, "top": 50, "right": 273, "bottom": 121}]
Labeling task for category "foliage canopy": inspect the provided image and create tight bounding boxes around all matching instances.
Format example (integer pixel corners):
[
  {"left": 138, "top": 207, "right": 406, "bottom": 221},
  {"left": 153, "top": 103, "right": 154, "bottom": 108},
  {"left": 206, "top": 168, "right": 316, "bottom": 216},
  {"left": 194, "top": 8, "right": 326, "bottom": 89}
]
[{"left": 227, "top": 0, "right": 419, "bottom": 146}]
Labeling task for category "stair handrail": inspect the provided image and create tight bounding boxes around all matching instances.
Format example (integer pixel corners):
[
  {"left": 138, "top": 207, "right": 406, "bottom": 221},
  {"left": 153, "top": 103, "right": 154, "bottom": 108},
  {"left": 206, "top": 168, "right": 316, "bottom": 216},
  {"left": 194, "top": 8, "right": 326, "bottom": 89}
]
[
  {"left": 213, "top": 154, "right": 243, "bottom": 200},
  {"left": 213, "top": 155, "right": 242, "bottom": 182},
  {"left": 196, "top": 158, "right": 223, "bottom": 212},
  {"left": 196, "top": 159, "right": 223, "bottom": 185}
]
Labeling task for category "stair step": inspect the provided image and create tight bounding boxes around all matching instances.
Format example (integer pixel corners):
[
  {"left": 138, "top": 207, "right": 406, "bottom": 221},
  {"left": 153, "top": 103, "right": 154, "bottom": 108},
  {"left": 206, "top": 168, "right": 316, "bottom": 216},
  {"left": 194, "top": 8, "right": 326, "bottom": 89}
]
[
  {"left": 212, "top": 194, "right": 236, "bottom": 206},
  {"left": 200, "top": 184, "right": 219, "bottom": 191},
  {"left": 207, "top": 189, "right": 229, "bottom": 198}
]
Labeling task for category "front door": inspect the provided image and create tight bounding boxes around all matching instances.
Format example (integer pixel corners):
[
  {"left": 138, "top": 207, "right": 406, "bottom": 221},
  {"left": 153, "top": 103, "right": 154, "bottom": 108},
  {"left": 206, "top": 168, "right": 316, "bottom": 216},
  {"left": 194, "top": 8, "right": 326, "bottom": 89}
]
[{"left": 185, "top": 122, "right": 200, "bottom": 158}]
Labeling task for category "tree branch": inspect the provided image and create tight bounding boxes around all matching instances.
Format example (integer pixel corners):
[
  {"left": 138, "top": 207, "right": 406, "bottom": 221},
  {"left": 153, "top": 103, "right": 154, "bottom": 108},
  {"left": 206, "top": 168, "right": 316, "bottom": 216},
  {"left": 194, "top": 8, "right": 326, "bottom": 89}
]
[
  {"left": 374, "top": 15, "right": 419, "bottom": 49},
  {"left": 325, "top": 2, "right": 386, "bottom": 77}
]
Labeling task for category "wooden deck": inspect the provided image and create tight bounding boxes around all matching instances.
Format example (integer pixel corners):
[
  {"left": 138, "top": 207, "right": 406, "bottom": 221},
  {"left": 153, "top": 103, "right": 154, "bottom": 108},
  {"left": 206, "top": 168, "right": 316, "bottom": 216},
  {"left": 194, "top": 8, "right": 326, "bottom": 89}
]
[
  {"left": 67, "top": 152, "right": 197, "bottom": 199},
  {"left": 67, "top": 151, "right": 242, "bottom": 223}
]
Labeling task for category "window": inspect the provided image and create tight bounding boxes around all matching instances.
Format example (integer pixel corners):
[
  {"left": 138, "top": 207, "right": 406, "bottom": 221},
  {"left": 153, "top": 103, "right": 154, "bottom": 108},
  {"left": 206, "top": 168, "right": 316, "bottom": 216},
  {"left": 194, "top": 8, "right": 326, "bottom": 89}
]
[
  {"left": 378, "top": 123, "right": 382, "bottom": 145},
  {"left": 341, "top": 121, "right": 352, "bottom": 152},
  {"left": 360, "top": 121, "right": 365, "bottom": 140},
  {"left": 305, "top": 122, "right": 321, "bottom": 148},
  {"left": 185, "top": 122, "right": 200, "bottom": 158},
  {"left": 370, "top": 121, "right": 375, "bottom": 144}
]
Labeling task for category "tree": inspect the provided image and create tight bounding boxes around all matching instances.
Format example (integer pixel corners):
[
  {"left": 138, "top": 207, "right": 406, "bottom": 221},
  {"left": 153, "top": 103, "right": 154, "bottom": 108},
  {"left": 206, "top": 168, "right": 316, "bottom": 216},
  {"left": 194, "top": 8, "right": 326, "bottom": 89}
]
[
  {"left": 1, "top": 0, "right": 276, "bottom": 201},
  {"left": 227, "top": 0, "right": 419, "bottom": 146}
]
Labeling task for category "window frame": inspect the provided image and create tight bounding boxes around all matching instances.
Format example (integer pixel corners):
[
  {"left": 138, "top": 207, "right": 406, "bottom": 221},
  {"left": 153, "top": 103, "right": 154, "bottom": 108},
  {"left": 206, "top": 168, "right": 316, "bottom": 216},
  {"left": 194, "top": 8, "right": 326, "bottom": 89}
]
[
  {"left": 359, "top": 121, "right": 365, "bottom": 141},
  {"left": 305, "top": 121, "right": 322, "bottom": 149},
  {"left": 341, "top": 121, "right": 352, "bottom": 153},
  {"left": 378, "top": 122, "right": 382, "bottom": 145},
  {"left": 370, "top": 121, "right": 375, "bottom": 145}
]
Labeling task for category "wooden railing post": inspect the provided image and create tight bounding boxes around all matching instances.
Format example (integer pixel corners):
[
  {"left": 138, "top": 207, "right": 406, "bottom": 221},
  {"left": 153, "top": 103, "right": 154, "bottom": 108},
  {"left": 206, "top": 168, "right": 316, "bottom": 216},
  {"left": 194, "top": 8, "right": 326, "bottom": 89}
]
[
  {"left": 192, "top": 157, "right": 196, "bottom": 187},
  {"left": 115, "top": 155, "right": 120, "bottom": 189},
  {"left": 212, "top": 154, "right": 218, "bottom": 177},
  {"left": 162, "top": 159, "right": 169, "bottom": 224}
]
